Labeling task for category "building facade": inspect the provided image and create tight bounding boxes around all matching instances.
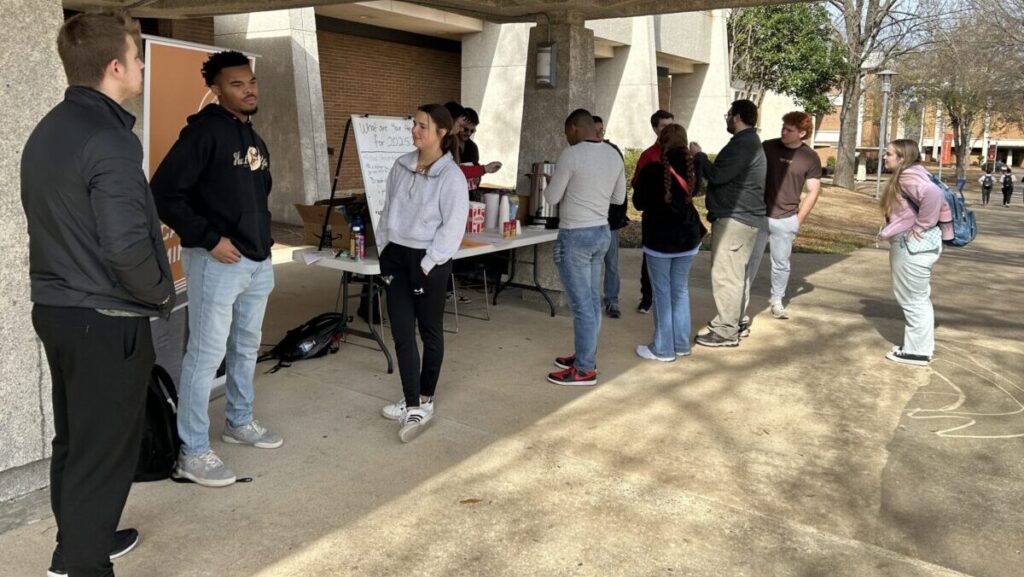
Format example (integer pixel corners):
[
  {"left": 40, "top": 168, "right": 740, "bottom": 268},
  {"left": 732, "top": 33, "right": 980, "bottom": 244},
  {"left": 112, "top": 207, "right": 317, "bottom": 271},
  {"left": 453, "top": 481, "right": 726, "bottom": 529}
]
[{"left": 2, "top": 1, "right": 740, "bottom": 501}]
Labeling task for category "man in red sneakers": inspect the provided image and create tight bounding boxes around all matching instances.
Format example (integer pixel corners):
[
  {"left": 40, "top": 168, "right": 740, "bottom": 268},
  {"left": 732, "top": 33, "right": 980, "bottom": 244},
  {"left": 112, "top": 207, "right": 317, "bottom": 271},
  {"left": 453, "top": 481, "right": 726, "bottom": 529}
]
[{"left": 544, "top": 109, "right": 626, "bottom": 385}]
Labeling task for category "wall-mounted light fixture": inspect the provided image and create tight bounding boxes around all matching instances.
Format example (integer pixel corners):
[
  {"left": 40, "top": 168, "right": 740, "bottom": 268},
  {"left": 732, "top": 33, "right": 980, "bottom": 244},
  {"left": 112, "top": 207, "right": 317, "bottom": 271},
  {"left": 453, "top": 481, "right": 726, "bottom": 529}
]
[{"left": 536, "top": 42, "right": 557, "bottom": 88}]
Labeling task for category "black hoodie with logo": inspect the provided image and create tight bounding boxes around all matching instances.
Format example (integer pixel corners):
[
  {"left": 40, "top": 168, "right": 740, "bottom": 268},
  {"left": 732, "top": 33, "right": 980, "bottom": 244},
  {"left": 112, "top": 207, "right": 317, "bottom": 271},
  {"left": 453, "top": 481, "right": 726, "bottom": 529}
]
[{"left": 151, "top": 104, "right": 273, "bottom": 261}]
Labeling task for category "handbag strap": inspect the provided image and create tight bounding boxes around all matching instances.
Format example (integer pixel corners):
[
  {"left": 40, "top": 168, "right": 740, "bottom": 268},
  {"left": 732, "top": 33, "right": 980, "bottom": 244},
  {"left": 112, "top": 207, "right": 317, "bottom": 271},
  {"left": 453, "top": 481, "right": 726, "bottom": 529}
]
[{"left": 668, "top": 165, "right": 691, "bottom": 194}]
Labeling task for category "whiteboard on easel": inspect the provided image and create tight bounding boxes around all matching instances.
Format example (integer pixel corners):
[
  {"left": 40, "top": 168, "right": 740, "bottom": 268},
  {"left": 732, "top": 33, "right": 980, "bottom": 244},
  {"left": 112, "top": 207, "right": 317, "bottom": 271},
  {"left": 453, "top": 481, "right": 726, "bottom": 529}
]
[{"left": 350, "top": 115, "right": 416, "bottom": 234}]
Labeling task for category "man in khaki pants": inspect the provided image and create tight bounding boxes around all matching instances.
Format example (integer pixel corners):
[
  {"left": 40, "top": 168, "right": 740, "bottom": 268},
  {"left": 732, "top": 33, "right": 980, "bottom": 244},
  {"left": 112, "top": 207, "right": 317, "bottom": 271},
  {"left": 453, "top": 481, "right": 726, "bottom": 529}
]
[{"left": 690, "top": 100, "right": 767, "bottom": 347}]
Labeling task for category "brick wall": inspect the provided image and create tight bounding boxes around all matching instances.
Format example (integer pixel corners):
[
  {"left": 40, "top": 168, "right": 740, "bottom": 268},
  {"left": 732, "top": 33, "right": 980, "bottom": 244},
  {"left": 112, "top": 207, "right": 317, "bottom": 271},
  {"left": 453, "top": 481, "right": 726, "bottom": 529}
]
[
  {"left": 318, "top": 30, "right": 462, "bottom": 191},
  {"left": 157, "top": 18, "right": 214, "bottom": 46}
]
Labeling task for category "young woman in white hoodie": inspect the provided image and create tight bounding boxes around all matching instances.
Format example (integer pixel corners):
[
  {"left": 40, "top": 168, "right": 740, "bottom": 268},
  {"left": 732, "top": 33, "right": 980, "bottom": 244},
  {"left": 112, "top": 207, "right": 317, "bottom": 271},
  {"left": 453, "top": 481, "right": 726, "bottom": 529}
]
[{"left": 377, "top": 104, "right": 469, "bottom": 442}]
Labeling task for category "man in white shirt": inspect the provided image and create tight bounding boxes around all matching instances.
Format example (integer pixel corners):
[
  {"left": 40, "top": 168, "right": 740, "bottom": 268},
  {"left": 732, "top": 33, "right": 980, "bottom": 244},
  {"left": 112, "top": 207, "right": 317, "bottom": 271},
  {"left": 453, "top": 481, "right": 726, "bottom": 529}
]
[{"left": 543, "top": 109, "right": 626, "bottom": 386}]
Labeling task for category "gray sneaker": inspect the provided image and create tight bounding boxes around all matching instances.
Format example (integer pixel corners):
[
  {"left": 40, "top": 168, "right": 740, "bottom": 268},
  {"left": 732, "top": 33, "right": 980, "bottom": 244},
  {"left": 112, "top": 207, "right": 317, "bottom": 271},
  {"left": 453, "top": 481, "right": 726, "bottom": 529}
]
[
  {"left": 222, "top": 419, "right": 284, "bottom": 449},
  {"left": 174, "top": 451, "right": 236, "bottom": 487},
  {"left": 771, "top": 302, "right": 789, "bottom": 319}
]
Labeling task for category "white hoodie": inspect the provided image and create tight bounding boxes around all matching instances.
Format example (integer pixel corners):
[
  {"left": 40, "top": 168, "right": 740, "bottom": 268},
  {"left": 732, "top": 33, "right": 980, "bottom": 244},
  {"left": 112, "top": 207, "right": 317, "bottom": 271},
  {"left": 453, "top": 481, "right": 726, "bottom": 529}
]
[{"left": 377, "top": 151, "right": 469, "bottom": 273}]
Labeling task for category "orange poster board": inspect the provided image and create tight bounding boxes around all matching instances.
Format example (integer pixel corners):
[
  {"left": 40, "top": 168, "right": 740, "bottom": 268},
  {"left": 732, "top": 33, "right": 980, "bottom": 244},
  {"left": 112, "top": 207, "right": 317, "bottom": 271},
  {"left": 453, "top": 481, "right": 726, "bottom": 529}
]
[{"left": 143, "top": 37, "right": 256, "bottom": 294}]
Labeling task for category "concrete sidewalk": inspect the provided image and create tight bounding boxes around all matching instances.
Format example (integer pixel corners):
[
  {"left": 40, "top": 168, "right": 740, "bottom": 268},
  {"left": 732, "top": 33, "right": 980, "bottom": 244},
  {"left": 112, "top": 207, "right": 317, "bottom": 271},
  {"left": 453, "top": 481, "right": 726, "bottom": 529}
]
[{"left": 2, "top": 204, "right": 1021, "bottom": 577}]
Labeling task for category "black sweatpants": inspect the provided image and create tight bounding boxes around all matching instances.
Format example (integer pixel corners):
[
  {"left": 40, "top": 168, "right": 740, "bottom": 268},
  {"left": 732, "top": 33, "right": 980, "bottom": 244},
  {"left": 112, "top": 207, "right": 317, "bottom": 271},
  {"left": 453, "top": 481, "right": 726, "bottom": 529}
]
[
  {"left": 379, "top": 244, "right": 453, "bottom": 408},
  {"left": 1003, "top": 189, "right": 1013, "bottom": 205},
  {"left": 981, "top": 187, "right": 991, "bottom": 205},
  {"left": 32, "top": 305, "right": 153, "bottom": 577}
]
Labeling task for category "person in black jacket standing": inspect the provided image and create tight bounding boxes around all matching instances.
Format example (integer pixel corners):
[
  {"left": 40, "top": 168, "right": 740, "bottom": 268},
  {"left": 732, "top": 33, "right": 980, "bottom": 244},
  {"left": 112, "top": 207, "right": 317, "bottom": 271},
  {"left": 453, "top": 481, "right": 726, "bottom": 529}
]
[
  {"left": 151, "top": 51, "right": 280, "bottom": 488},
  {"left": 594, "top": 115, "right": 628, "bottom": 318},
  {"left": 690, "top": 100, "right": 767, "bottom": 347},
  {"left": 633, "top": 124, "right": 707, "bottom": 361},
  {"left": 20, "top": 13, "right": 174, "bottom": 577}
]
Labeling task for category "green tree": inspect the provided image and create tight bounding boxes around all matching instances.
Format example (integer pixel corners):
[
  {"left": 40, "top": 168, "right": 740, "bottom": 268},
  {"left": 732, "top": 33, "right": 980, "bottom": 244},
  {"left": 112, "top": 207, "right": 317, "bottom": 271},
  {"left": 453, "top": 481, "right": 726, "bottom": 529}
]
[{"left": 728, "top": 3, "right": 848, "bottom": 117}]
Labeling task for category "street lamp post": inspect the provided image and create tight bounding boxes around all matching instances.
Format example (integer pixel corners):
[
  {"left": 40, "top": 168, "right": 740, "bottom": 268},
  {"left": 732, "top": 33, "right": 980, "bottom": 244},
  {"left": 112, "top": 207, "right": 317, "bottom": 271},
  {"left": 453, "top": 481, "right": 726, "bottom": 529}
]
[{"left": 874, "top": 70, "right": 897, "bottom": 199}]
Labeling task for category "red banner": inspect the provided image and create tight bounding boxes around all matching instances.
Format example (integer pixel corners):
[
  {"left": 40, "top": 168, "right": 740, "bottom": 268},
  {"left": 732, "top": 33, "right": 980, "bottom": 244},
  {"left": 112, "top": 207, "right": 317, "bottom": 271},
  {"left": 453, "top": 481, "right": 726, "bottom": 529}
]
[
  {"left": 988, "top": 143, "right": 997, "bottom": 162},
  {"left": 941, "top": 132, "right": 954, "bottom": 164}
]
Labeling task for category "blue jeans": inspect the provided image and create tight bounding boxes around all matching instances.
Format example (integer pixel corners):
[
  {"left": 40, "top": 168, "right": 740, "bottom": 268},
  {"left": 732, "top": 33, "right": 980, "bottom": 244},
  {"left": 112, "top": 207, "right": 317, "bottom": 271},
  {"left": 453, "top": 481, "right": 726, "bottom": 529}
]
[
  {"left": 645, "top": 252, "right": 695, "bottom": 357},
  {"left": 554, "top": 225, "right": 610, "bottom": 372},
  {"left": 178, "top": 248, "right": 274, "bottom": 455},
  {"left": 602, "top": 229, "right": 620, "bottom": 306}
]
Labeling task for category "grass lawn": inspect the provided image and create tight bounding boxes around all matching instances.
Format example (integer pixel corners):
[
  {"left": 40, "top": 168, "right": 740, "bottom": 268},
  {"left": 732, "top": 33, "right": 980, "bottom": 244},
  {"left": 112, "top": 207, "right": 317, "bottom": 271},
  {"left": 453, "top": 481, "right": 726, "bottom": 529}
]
[{"left": 619, "top": 183, "right": 882, "bottom": 255}]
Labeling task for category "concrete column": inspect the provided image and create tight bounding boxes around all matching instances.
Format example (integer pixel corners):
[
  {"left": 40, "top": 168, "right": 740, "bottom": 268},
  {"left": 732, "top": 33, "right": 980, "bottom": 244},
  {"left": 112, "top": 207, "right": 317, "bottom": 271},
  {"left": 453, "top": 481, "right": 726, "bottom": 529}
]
[
  {"left": 513, "top": 14, "right": 595, "bottom": 295},
  {"left": 594, "top": 16, "right": 658, "bottom": 151},
  {"left": 461, "top": 22, "right": 531, "bottom": 190},
  {"left": 214, "top": 8, "right": 330, "bottom": 226},
  {"left": 0, "top": 0, "right": 65, "bottom": 501},
  {"left": 668, "top": 10, "right": 731, "bottom": 153}
]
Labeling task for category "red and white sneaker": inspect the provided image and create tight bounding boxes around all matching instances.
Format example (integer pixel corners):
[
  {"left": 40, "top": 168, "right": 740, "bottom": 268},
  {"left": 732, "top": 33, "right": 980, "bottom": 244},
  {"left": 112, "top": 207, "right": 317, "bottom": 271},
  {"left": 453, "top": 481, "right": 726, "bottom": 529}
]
[
  {"left": 547, "top": 366, "right": 598, "bottom": 386},
  {"left": 554, "top": 354, "right": 575, "bottom": 369}
]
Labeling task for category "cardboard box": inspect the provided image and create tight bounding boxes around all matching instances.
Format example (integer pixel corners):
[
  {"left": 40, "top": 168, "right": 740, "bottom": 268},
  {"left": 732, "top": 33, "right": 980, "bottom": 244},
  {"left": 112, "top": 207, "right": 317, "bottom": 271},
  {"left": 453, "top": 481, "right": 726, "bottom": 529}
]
[{"left": 294, "top": 196, "right": 375, "bottom": 250}]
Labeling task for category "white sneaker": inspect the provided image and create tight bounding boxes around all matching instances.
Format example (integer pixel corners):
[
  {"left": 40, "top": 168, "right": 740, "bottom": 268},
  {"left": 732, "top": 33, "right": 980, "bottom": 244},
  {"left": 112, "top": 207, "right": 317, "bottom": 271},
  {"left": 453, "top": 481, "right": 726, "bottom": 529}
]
[
  {"left": 382, "top": 397, "right": 434, "bottom": 421},
  {"left": 399, "top": 407, "right": 433, "bottom": 442},
  {"left": 771, "top": 302, "right": 789, "bottom": 319},
  {"left": 635, "top": 344, "right": 675, "bottom": 362}
]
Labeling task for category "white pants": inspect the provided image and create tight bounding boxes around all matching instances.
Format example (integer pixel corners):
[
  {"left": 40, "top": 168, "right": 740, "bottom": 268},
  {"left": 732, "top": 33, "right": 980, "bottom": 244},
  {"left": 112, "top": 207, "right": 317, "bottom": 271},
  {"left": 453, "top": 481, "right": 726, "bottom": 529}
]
[
  {"left": 889, "top": 236, "right": 940, "bottom": 356},
  {"left": 743, "top": 215, "right": 800, "bottom": 316}
]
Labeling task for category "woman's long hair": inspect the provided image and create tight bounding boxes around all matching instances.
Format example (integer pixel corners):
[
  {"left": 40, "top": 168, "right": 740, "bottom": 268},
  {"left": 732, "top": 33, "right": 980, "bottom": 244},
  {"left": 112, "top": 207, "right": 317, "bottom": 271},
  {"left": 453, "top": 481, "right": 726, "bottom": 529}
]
[
  {"left": 659, "top": 124, "right": 695, "bottom": 204},
  {"left": 417, "top": 103, "right": 458, "bottom": 159},
  {"left": 880, "top": 139, "right": 922, "bottom": 217}
]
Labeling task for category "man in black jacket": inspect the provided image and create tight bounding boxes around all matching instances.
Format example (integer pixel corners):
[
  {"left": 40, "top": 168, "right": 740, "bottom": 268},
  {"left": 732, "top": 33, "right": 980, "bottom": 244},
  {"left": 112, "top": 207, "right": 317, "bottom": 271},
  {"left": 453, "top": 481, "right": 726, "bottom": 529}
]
[
  {"left": 594, "top": 115, "right": 627, "bottom": 318},
  {"left": 20, "top": 13, "right": 174, "bottom": 577},
  {"left": 151, "top": 51, "right": 280, "bottom": 488},
  {"left": 690, "top": 100, "right": 767, "bottom": 347}
]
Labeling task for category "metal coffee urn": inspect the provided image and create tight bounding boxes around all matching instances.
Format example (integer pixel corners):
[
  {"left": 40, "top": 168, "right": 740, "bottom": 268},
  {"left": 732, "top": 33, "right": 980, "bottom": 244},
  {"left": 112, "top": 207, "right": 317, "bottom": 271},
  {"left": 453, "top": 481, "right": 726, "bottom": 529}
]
[{"left": 527, "top": 161, "right": 559, "bottom": 229}]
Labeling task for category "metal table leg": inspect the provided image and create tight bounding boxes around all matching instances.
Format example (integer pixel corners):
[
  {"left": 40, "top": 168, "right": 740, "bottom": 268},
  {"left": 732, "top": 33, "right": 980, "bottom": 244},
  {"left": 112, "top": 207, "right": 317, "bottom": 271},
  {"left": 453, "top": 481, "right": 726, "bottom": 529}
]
[
  {"left": 334, "top": 271, "right": 394, "bottom": 374},
  {"left": 532, "top": 243, "right": 556, "bottom": 317}
]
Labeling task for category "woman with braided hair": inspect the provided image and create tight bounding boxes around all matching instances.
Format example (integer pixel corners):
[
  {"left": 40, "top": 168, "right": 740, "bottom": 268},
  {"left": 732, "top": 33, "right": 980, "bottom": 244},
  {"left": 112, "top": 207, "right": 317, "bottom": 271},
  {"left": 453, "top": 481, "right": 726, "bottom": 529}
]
[{"left": 632, "top": 124, "right": 707, "bottom": 361}]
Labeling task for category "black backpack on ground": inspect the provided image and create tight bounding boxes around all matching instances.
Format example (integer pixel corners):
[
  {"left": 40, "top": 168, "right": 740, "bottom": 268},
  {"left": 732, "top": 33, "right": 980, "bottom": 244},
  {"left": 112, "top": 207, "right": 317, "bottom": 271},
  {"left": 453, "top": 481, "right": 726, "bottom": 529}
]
[
  {"left": 257, "top": 312, "right": 345, "bottom": 373},
  {"left": 135, "top": 365, "right": 181, "bottom": 482}
]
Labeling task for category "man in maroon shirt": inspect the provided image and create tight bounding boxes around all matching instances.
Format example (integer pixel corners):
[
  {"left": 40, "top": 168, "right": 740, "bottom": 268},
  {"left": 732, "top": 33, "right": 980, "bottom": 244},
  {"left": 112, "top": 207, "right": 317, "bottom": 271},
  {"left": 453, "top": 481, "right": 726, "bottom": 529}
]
[
  {"left": 632, "top": 109, "right": 674, "bottom": 313},
  {"left": 741, "top": 111, "right": 822, "bottom": 327}
]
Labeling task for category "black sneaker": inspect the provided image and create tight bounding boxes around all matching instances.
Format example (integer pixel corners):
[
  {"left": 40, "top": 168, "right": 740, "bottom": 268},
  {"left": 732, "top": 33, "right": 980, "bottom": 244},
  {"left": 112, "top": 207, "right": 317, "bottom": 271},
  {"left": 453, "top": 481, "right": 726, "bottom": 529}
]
[
  {"left": 695, "top": 330, "right": 740, "bottom": 348},
  {"left": 48, "top": 528, "right": 139, "bottom": 576},
  {"left": 605, "top": 304, "right": 621, "bottom": 318},
  {"left": 738, "top": 319, "right": 751, "bottom": 338},
  {"left": 885, "top": 347, "right": 931, "bottom": 366},
  {"left": 637, "top": 300, "right": 652, "bottom": 314}
]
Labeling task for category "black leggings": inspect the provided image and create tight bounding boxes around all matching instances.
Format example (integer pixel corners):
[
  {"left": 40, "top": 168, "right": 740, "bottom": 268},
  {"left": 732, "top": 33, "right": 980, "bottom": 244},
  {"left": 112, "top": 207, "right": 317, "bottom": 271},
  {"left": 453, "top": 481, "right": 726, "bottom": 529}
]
[
  {"left": 380, "top": 243, "right": 453, "bottom": 407},
  {"left": 640, "top": 253, "right": 652, "bottom": 303},
  {"left": 1003, "top": 189, "right": 1013, "bottom": 205}
]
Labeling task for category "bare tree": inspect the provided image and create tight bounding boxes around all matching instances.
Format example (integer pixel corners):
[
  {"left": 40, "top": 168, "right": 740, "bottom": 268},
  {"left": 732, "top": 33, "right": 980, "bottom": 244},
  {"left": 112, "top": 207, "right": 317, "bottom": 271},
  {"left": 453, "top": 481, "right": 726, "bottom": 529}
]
[
  {"left": 827, "top": 0, "right": 952, "bottom": 189},
  {"left": 899, "top": 14, "right": 1024, "bottom": 180}
]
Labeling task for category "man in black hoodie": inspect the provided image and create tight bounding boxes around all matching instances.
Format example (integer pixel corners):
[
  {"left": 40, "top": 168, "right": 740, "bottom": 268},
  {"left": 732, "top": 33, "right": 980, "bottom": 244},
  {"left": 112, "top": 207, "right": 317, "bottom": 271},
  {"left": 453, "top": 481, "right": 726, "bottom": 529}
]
[
  {"left": 690, "top": 99, "right": 767, "bottom": 347},
  {"left": 151, "top": 51, "right": 280, "bottom": 488},
  {"left": 21, "top": 13, "right": 174, "bottom": 577}
]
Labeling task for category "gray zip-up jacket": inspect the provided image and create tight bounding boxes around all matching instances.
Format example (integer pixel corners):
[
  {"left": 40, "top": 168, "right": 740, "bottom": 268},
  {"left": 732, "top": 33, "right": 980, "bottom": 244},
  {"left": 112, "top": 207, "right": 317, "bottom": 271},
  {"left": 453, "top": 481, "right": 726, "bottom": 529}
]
[
  {"left": 695, "top": 127, "right": 767, "bottom": 229},
  {"left": 378, "top": 151, "right": 469, "bottom": 273}
]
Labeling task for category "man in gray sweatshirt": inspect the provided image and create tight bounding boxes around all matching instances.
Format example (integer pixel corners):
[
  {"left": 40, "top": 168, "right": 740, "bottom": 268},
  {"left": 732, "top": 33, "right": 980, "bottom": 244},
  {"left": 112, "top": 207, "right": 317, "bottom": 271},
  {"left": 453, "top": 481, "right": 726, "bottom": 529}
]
[
  {"left": 690, "top": 99, "right": 767, "bottom": 346},
  {"left": 543, "top": 109, "right": 627, "bottom": 386}
]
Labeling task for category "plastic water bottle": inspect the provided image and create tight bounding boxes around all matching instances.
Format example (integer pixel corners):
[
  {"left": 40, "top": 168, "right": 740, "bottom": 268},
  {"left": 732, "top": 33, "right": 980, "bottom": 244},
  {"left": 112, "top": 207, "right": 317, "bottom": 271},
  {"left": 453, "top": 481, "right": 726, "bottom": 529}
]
[
  {"left": 350, "top": 214, "right": 363, "bottom": 260},
  {"left": 355, "top": 231, "right": 365, "bottom": 261}
]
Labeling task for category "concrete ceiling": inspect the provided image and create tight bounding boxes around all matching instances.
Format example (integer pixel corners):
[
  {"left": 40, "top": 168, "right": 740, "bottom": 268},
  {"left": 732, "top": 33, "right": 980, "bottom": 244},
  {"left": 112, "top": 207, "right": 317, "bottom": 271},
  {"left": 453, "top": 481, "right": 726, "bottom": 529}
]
[{"left": 63, "top": 0, "right": 806, "bottom": 22}]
